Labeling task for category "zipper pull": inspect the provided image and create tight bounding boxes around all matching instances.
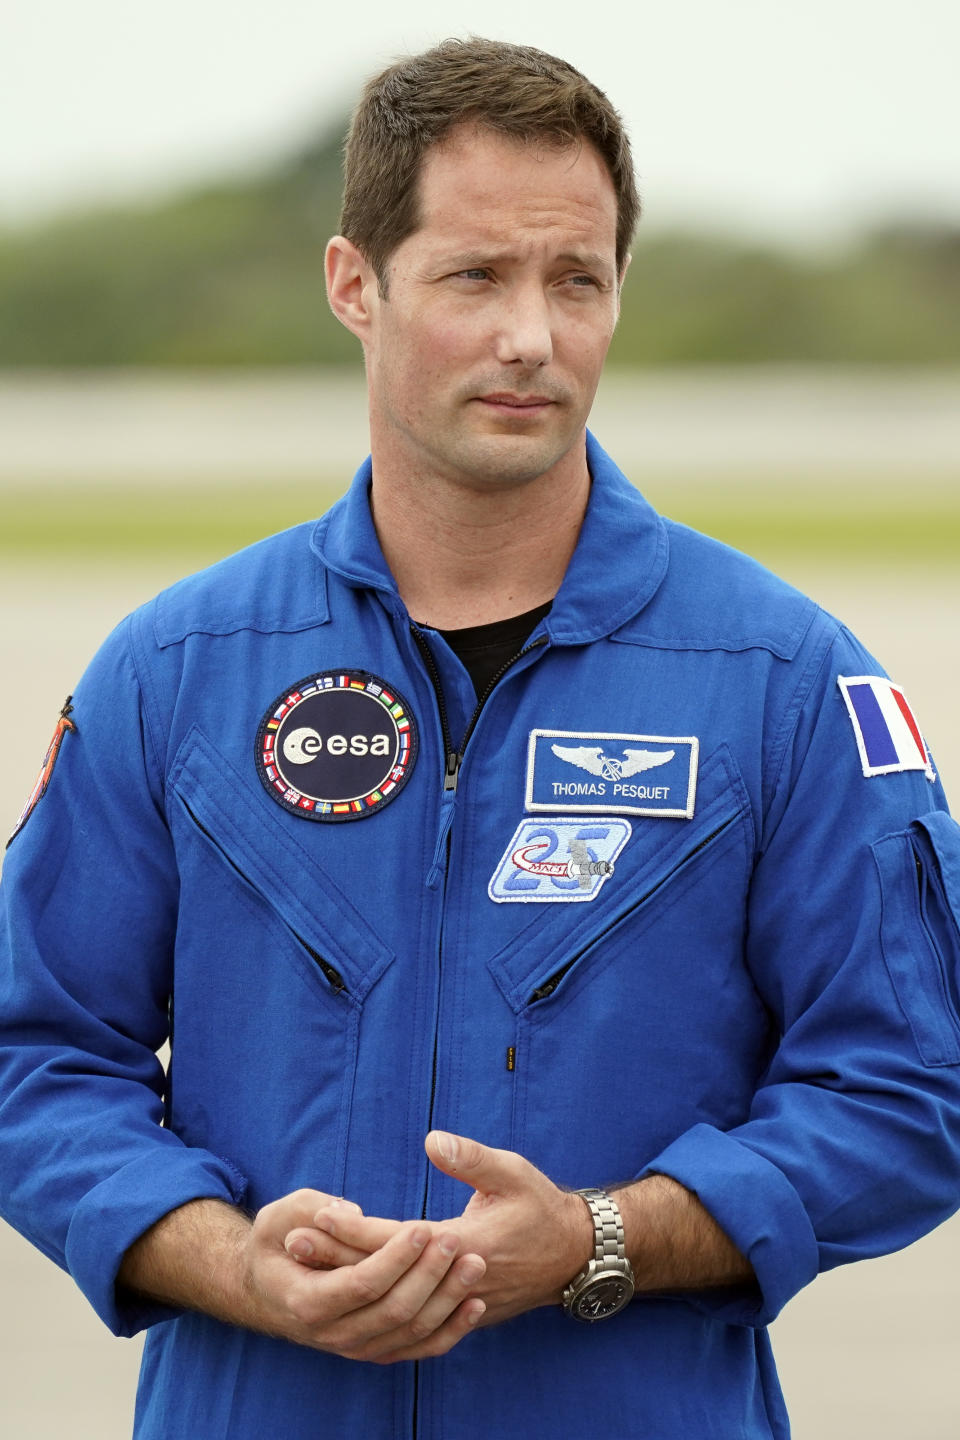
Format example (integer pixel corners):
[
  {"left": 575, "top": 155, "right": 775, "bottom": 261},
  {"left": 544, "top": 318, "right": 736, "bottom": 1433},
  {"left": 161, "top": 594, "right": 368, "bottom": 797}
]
[
  {"left": 426, "top": 779, "right": 458, "bottom": 889},
  {"left": 444, "top": 751, "right": 460, "bottom": 792}
]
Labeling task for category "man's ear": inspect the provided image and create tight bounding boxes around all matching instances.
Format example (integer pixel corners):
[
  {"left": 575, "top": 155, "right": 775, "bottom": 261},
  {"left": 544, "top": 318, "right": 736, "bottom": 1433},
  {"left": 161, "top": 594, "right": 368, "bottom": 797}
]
[
  {"left": 615, "top": 252, "right": 632, "bottom": 320},
  {"left": 325, "top": 236, "right": 378, "bottom": 341}
]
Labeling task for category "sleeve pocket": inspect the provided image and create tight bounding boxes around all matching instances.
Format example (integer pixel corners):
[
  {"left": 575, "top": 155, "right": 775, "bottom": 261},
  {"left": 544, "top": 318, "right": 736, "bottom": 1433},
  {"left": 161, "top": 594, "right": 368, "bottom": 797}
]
[{"left": 873, "top": 812, "right": 960, "bottom": 1067}]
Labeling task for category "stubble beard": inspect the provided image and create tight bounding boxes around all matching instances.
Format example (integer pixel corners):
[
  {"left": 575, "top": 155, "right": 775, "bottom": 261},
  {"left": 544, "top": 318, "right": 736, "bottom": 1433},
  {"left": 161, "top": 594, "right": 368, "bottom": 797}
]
[
  {"left": 370, "top": 364, "right": 589, "bottom": 497},
  {"left": 432, "top": 377, "right": 586, "bottom": 494},
  {"left": 437, "top": 426, "right": 581, "bottom": 494}
]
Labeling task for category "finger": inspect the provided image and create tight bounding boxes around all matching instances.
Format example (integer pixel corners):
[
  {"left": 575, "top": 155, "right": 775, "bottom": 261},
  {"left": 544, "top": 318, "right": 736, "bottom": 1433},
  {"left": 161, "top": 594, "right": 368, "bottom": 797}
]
[
  {"left": 330, "top": 1229, "right": 469, "bottom": 1356},
  {"left": 312, "top": 1202, "right": 403, "bottom": 1253},
  {"left": 255, "top": 1189, "right": 359, "bottom": 1247},
  {"left": 284, "top": 1225, "right": 369, "bottom": 1268},
  {"left": 425, "top": 1131, "right": 527, "bottom": 1197},
  {"left": 329, "top": 1221, "right": 438, "bottom": 1318},
  {"left": 373, "top": 1296, "right": 487, "bottom": 1365},
  {"left": 364, "top": 1248, "right": 487, "bottom": 1358},
  {"left": 279, "top": 1221, "right": 434, "bottom": 1336}
]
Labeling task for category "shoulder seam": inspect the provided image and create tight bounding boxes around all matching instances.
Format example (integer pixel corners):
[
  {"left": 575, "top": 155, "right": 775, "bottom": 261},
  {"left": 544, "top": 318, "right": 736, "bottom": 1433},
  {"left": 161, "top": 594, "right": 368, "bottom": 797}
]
[
  {"left": 762, "top": 609, "right": 843, "bottom": 822},
  {"left": 152, "top": 527, "right": 330, "bottom": 648},
  {"left": 125, "top": 607, "right": 167, "bottom": 798}
]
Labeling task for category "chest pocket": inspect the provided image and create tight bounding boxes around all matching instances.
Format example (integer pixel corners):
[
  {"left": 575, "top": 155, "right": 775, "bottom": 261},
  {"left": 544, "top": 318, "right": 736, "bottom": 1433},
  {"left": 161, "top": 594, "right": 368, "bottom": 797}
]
[
  {"left": 484, "top": 745, "right": 759, "bottom": 1181},
  {"left": 167, "top": 726, "right": 395, "bottom": 1201},
  {"left": 171, "top": 726, "right": 394, "bottom": 998},
  {"left": 487, "top": 744, "right": 752, "bottom": 1012}
]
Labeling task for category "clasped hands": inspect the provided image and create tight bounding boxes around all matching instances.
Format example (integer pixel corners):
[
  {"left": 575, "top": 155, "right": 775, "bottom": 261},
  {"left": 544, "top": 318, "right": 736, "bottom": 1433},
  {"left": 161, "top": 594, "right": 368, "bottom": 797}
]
[{"left": 243, "top": 1131, "right": 593, "bottom": 1364}]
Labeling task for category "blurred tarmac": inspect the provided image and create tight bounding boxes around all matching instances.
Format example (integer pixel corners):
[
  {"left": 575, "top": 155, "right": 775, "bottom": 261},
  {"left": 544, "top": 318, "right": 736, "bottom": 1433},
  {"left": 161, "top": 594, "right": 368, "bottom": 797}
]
[{"left": 2, "top": 368, "right": 960, "bottom": 483}]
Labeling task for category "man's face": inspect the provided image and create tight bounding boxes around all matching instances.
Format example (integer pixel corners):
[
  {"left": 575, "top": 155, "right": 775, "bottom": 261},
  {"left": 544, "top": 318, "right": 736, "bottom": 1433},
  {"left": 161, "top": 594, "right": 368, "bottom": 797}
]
[{"left": 361, "top": 124, "right": 622, "bottom": 493}]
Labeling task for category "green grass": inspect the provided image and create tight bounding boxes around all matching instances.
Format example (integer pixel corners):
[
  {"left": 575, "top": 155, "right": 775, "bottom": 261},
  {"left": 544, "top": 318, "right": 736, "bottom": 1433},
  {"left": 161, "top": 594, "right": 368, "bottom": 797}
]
[
  {"left": 655, "top": 486, "right": 960, "bottom": 566},
  {"left": 3, "top": 474, "right": 958, "bottom": 573},
  {"left": 1, "top": 478, "right": 348, "bottom": 565}
]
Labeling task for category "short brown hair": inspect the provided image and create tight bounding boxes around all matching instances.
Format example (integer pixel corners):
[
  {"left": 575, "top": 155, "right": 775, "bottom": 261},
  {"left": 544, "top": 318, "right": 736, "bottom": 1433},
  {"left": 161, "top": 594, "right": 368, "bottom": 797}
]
[{"left": 339, "top": 37, "right": 639, "bottom": 288}]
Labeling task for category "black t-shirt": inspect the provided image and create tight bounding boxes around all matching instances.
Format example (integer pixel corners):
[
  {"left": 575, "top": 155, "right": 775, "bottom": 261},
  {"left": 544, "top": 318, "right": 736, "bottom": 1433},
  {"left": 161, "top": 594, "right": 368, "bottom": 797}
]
[{"left": 436, "top": 601, "right": 552, "bottom": 698}]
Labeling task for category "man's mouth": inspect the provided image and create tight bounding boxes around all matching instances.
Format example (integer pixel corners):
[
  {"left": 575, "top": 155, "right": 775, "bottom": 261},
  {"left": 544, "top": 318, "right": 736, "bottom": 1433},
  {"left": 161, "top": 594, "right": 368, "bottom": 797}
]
[{"left": 475, "top": 393, "right": 556, "bottom": 412}]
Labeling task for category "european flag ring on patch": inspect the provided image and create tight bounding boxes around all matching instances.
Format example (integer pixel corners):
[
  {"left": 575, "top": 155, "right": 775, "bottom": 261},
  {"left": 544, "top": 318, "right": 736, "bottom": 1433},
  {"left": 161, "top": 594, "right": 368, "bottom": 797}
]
[
  {"left": 525, "top": 729, "right": 699, "bottom": 818},
  {"left": 838, "top": 676, "right": 935, "bottom": 781}
]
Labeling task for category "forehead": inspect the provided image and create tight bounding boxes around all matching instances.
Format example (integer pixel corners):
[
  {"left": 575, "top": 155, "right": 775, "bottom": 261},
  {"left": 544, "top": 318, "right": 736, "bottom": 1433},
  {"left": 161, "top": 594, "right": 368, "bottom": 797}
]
[{"left": 410, "top": 124, "right": 618, "bottom": 257}]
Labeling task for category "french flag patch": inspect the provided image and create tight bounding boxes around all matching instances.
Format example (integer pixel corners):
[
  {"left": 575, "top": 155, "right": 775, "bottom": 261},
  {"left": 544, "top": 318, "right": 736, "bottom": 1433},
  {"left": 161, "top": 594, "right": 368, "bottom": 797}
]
[{"left": 838, "top": 676, "right": 934, "bottom": 781}]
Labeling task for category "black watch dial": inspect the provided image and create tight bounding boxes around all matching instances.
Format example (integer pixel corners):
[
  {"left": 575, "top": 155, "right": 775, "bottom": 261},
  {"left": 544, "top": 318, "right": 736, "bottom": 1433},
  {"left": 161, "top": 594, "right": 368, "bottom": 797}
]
[{"left": 573, "top": 1274, "right": 632, "bottom": 1321}]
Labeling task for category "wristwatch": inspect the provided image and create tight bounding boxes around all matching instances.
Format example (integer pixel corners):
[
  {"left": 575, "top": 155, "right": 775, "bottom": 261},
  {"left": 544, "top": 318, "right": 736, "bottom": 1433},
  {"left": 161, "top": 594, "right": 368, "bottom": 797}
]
[{"left": 562, "top": 1187, "right": 635, "bottom": 1322}]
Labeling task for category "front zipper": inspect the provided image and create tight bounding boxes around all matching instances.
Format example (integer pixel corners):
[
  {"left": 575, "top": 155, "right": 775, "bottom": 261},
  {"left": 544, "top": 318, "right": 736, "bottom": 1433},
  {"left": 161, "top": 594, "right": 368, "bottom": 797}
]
[
  {"left": 408, "top": 623, "right": 548, "bottom": 1440},
  {"left": 411, "top": 625, "right": 548, "bottom": 793},
  {"left": 526, "top": 815, "right": 739, "bottom": 1006},
  {"left": 410, "top": 623, "right": 549, "bottom": 1157},
  {"left": 180, "top": 798, "right": 348, "bottom": 996},
  {"left": 413, "top": 627, "right": 548, "bottom": 890},
  {"left": 410, "top": 627, "right": 458, "bottom": 790}
]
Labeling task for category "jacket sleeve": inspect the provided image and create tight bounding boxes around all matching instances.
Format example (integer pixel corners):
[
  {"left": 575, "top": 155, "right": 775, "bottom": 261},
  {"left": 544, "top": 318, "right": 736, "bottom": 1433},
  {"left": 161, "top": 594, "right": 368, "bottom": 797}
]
[
  {"left": 641, "top": 622, "right": 960, "bottom": 1326},
  {"left": 0, "top": 616, "right": 248, "bottom": 1337}
]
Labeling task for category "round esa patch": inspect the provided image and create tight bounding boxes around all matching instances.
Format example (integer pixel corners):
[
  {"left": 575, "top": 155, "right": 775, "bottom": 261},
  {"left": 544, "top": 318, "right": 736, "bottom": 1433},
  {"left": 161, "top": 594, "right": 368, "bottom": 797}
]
[{"left": 255, "top": 670, "right": 418, "bottom": 822}]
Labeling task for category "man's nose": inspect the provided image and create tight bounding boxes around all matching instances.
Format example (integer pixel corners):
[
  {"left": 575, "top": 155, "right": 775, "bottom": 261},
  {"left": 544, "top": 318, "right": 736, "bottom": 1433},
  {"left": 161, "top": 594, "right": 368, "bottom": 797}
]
[{"left": 494, "top": 287, "right": 553, "bottom": 368}]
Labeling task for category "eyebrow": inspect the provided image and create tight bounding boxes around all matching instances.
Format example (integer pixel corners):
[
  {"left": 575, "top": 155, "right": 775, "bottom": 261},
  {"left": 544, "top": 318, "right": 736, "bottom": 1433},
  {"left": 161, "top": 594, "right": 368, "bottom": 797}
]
[
  {"left": 442, "top": 248, "right": 615, "bottom": 276},
  {"left": 556, "top": 251, "right": 613, "bottom": 273}
]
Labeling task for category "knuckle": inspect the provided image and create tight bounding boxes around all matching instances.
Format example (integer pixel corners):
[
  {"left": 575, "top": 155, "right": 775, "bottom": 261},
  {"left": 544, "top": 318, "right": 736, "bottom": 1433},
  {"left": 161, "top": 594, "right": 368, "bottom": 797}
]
[
  {"left": 255, "top": 1188, "right": 320, "bottom": 1235},
  {"left": 405, "top": 1312, "right": 436, "bottom": 1344},
  {"left": 320, "top": 1317, "right": 354, "bottom": 1350},
  {"left": 336, "top": 1340, "right": 365, "bottom": 1362},
  {"left": 499, "top": 1146, "right": 524, "bottom": 1177},
  {"left": 413, "top": 1329, "right": 454, "bottom": 1359},
  {"left": 348, "top": 1272, "right": 383, "bottom": 1308},
  {"left": 285, "top": 1290, "right": 323, "bottom": 1328},
  {"left": 252, "top": 1198, "right": 279, "bottom": 1231},
  {"left": 379, "top": 1296, "right": 416, "bottom": 1329},
  {"left": 336, "top": 1323, "right": 380, "bottom": 1362},
  {"left": 289, "top": 1187, "right": 317, "bottom": 1206}
]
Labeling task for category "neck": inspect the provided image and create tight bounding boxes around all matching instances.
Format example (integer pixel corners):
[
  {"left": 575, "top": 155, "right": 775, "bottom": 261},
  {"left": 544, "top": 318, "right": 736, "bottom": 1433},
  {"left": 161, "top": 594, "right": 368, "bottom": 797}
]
[{"left": 369, "top": 440, "right": 591, "bottom": 631}]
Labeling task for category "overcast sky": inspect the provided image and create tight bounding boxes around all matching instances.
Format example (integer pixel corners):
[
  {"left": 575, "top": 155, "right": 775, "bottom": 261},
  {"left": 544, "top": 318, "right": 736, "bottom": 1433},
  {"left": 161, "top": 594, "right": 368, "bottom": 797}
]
[{"left": 3, "top": 0, "right": 958, "bottom": 247}]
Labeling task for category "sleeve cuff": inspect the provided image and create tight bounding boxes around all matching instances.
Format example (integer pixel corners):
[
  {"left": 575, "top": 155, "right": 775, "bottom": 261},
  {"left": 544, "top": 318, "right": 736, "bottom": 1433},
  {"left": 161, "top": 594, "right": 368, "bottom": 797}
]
[
  {"left": 65, "top": 1147, "right": 248, "bottom": 1336},
  {"left": 641, "top": 1123, "right": 820, "bottom": 1326}
]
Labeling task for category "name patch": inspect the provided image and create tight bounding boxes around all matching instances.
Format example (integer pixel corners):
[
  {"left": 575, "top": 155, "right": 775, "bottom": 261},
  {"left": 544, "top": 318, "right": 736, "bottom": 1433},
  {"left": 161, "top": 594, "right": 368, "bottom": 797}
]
[
  {"left": 525, "top": 729, "right": 698, "bottom": 818},
  {"left": 489, "top": 818, "right": 632, "bottom": 903},
  {"left": 256, "top": 670, "right": 418, "bottom": 822}
]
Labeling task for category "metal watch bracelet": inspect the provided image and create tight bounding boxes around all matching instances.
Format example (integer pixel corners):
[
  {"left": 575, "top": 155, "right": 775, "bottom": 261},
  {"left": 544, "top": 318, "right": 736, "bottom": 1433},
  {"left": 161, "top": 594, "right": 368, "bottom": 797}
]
[{"left": 562, "top": 1187, "right": 635, "bottom": 1322}]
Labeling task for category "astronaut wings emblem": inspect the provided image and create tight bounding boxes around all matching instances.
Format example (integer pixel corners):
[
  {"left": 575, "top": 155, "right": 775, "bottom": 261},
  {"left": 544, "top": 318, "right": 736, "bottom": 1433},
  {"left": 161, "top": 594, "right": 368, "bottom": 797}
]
[
  {"left": 551, "top": 744, "right": 675, "bottom": 782},
  {"left": 525, "top": 729, "right": 699, "bottom": 819}
]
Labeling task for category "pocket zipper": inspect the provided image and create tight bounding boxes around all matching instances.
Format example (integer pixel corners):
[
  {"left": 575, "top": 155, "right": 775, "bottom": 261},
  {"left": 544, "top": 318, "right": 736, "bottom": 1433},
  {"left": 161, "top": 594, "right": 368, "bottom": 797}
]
[
  {"left": 180, "top": 798, "right": 349, "bottom": 996},
  {"left": 913, "top": 839, "right": 960, "bottom": 1021},
  {"left": 526, "top": 815, "right": 738, "bottom": 1006}
]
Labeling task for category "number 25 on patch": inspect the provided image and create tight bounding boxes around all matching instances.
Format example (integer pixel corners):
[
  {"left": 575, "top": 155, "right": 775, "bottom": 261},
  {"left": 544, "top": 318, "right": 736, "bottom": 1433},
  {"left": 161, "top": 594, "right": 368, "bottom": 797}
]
[{"left": 488, "top": 818, "right": 632, "bottom": 903}]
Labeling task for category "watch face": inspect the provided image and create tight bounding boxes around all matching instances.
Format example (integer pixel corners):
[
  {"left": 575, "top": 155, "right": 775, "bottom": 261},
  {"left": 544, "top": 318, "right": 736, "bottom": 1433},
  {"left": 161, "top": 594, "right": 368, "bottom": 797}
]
[{"left": 574, "top": 1274, "right": 632, "bottom": 1321}]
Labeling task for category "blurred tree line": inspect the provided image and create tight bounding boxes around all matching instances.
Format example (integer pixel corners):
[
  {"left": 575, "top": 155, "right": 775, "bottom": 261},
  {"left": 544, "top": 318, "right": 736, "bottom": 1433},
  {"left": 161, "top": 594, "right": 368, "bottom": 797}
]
[{"left": 1, "top": 122, "right": 958, "bottom": 367}]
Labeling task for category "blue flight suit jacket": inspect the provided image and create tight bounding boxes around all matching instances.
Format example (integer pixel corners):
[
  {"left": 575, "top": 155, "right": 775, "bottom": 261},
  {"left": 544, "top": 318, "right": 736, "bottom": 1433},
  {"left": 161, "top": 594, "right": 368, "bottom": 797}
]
[{"left": 2, "top": 434, "right": 960, "bottom": 1438}]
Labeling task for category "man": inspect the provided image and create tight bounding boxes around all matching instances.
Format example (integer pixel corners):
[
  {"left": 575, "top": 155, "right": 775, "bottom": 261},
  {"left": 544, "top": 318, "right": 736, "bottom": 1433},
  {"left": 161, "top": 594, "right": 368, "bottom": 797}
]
[{"left": 2, "top": 36, "right": 960, "bottom": 1440}]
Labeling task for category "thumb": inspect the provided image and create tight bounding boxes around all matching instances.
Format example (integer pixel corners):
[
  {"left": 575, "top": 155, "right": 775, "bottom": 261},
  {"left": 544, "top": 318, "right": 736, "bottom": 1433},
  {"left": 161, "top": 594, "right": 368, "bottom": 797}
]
[{"left": 425, "top": 1131, "right": 523, "bottom": 1196}]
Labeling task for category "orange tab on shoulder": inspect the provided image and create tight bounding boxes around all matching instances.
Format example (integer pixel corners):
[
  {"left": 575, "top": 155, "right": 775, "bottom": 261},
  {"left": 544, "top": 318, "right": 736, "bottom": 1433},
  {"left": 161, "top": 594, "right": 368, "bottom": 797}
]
[{"left": 6, "top": 697, "right": 77, "bottom": 849}]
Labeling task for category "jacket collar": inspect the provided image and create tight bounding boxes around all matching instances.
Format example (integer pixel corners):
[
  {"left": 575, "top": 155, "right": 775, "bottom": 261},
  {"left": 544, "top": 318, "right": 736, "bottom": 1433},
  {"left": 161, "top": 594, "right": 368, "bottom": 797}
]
[{"left": 311, "top": 431, "right": 668, "bottom": 644}]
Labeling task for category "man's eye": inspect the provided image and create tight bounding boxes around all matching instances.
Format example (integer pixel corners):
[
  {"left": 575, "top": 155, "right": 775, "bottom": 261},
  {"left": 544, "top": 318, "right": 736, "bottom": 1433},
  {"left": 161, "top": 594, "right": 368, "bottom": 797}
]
[
  {"left": 456, "top": 268, "right": 490, "bottom": 281},
  {"left": 568, "top": 274, "right": 599, "bottom": 287}
]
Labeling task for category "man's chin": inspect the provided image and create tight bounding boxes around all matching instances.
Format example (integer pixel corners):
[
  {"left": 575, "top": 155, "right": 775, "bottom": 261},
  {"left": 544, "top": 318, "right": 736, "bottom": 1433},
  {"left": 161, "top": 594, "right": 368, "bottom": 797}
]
[{"left": 445, "top": 428, "right": 584, "bottom": 491}]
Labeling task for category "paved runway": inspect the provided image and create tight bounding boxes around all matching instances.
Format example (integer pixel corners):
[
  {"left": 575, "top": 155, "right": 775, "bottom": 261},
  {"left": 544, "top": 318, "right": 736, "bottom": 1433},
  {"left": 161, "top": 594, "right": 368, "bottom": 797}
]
[
  {"left": 2, "top": 369, "right": 959, "bottom": 483},
  {"left": 1, "top": 553, "right": 959, "bottom": 1439}
]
